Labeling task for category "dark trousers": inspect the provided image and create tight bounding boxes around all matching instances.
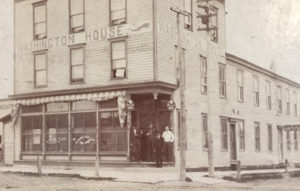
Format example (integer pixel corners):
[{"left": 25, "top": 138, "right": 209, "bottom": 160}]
[
  {"left": 155, "top": 150, "right": 162, "bottom": 167},
  {"left": 164, "top": 142, "right": 173, "bottom": 162}
]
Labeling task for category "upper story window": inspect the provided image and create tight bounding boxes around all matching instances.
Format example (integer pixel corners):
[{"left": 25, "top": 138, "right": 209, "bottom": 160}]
[
  {"left": 219, "top": 63, "right": 226, "bottom": 98},
  {"left": 33, "top": 2, "right": 47, "bottom": 40},
  {"left": 110, "top": 0, "right": 126, "bottom": 25},
  {"left": 184, "top": 0, "right": 192, "bottom": 30},
  {"left": 69, "top": 0, "right": 85, "bottom": 33},
  {"left": 237, "top": 69, "right": 243, "bottom": 102},
  {"left": 277, "top": 86, "right": 282, "bottom": 113},
  {"left": 34, "top": 52, "right": 47, "bottom": 87},
  {"left": 210, "top": 6, "right": 218, "bottom": 42},
  {"left": 253, "top": 76, "right": 259, "bottom": 106},
  {"left": 111, "top": 41, "right": 127, "bottom": 79},
  {"left": 286, "top": 88, "right": 290, "bottom": 115},
  {"left": 200, "top": 56, "right": 207, "bottom": 94},
  {"left": 293, "top": 91, "right": 297, "bottom": 116},
  {"left": 266, "top": 81, "right": 272, "bottom": 110},
  {"left": 70, "top": 46, "right": 85, "bottom": 83}
]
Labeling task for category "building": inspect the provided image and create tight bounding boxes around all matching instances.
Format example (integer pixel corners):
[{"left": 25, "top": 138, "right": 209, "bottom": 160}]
[{"left": 4, "top": 0, "right": 299, "bottom": 169}]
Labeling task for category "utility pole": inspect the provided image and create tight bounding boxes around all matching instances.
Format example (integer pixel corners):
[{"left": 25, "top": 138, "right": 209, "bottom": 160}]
[{"left": 170, "top": 6, "right": 189, "bottom": 181}]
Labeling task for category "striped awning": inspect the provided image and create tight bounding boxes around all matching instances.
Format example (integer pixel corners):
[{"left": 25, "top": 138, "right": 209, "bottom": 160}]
[
  {"left": 277, "top": 125, "right": 300, "bottom": 131},
  {"left": 13, "top": 90, "right": 126, "bottom": 106}
]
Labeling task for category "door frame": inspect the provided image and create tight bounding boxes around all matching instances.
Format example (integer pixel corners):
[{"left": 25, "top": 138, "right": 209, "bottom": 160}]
[{"left": 278, "top": 127, "right": 284, "bottom": 162}]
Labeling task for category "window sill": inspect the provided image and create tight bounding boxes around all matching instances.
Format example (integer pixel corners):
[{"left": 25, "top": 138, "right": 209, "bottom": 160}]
[
  {"left": 70, "top": 81, "right": 85, "bottom": 85},
  {"left": 34, "top": 85, "right": 47, "bottom": 89}
]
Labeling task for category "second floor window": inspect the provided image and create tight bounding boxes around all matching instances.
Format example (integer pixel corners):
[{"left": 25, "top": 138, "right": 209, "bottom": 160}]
[
  {"left": 33, "top": 3, "right": 46, "bottom": 40},
  {"left": 184, "top": 0, "right": 192, "bottom": 30},
  {"left": 200, "top": 56, "right": 207, "bottom": 94},
  {"left": 293, "top": 91, "right": 297, "bottom": 116},
  {"left": 266, "top": 81, "right": 272, "bottom": 110},
  {"left": 70, "top": 47, "right": 84, "bottom": 83},
  {"left": 277, "top": 86, "right": 282, "bottom": 113},
  {"left": 286, "top": 89, "right": 290, "bottom": 115},
  {"left": 110, "top": 0, "right": 126, "bottom": 25},
  {"left": 219, "top": 63, "right": 226, "bottom": 98},
  {"left": 111, "top": 41, "right": 127, "bottom": 79},
  {"left": 70, "top": 0, "right": 84, "bottom": 33},
  {"left": 34, "top": 53, "right": 47, "bottom": 87},
  {"left": 253, "top": 76, "right": 259, "bottom": 106},
  {"left": 237, "top": 69, "right": 243, "bottom": 102}
]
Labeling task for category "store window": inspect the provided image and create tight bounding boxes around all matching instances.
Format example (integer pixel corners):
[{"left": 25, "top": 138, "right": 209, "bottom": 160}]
[
  {"left": 110, "top": 0, "right": 126, "bottom": 25},
  {"left": 45, "top": 114, "right": 68, "bottom": 152},
  {"left": 254, "top": 122, "right": 260, "bottom": 152},
  {"left": 220, "top": 118, "right": 228, "bottom": 151},
  {"left": 200, "top": 56, "right": 207, "bottom": 94},
  {"left": 22, "top": 116, "right": 43, "bottom": 152},
  {"left": 34, "top": 53, "right": 47, "bottom": 87},
  {"left": 70, "top": 47, "right": 84, "bottom": 83},
  {"left": 238, "top": 121, "right": 245, "bottom": 151},
  {"left": 202, "top": 114, "right": 208, "bottom": 150},
  {"left": 111, "top": 41, "right": 127, "bottom": 79},
  {"left": 33, "top": 2, "right": 47, "bottom": 40},
  {"left": 69, "top": 0, "right": 84, "bottom": 33}
]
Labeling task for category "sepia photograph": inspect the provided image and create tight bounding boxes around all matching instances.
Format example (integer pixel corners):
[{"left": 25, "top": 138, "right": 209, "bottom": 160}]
[{"left": 0, "top": 0, "right": 300, "bottom": 190}]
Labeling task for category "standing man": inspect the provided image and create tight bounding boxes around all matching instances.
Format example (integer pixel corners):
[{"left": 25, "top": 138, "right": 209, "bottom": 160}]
[
  {"left": 162, "top": 125, "right": 175, "bottom": 162},
  {"left": 153, "top": 132, "right": 163, "bottom": 167},
  {"left": 145, "top": 123, "right": 154, "bottom": 161}
]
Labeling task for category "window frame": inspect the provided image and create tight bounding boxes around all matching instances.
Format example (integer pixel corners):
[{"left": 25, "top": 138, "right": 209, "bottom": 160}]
[
  {"left": 33, "top": 1, "right": 47, "bottom": 40},
  {"left": 294, "top": 130, "right": 298, "bottom": 151},
  {"left": 253, "top": 75, "right": 259, "bottom": 106},
  {"left": 70, "top": 45, "right": 85, "bottom": 84},
  {"left": 202, "top": 113, "right": 208, "bottom": 151},
  {"left": 277, "top": 86, "right": 282, "bottom": 113},
  {"left": 219, "top": 63, "right": 226, "bottom": 98},
  {"left": 267, "top": 124, "right": 273, "bottom": 152},
  {"left": 184, "top": 0, "right": 193, "bottom": 31},
  {"left": 237, "top": 69, "right": 244, "bottom": 102},
  {"left": 286, "top": 88, "right": 290, "bottom": 115},
  {"left": 210, "top": 6, "right": 218, "bottom": 42},
  {"left": 254, "top": 122, "right": 260, "bottom": 152},
  {"left": 69, "top": 0, "right": 85, "bottom": 34},
  {"left": 238, "top": 120, "right": 245, "bottom": 151},
  {"left": 109, "top": 0, "right": 127, "bottom": 26},
  {"left": 33, "top": 51, "right": 48, "bottom": 88},
  {"left": 293, "top": 91, "right": 297, "bottom": 116},
  {"left": 287, "top": 130, "right": 291, "bottom": 151},
  {"left": 200, "top": 55, "right": 208, "bottom": 95},
  {"left": 110, "top": 39, "right": 128, "bottom": 79}
]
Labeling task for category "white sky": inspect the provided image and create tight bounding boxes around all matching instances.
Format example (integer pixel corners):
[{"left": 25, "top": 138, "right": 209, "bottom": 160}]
[{"left": 0, "top": 0, "right": 300, "bottom": 98}]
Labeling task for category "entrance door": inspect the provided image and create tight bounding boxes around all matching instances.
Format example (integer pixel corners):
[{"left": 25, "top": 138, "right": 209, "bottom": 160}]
[
  {"left": 278, "top": 128, "right": 284, "bottom": 161},
  {"left": 230, "top": 123, "right": 237, "bottom": 161}
]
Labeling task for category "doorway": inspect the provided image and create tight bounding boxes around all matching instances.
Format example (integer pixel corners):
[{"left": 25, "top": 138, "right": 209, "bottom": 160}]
[{"left": 229, "top": 123, "right": 237, "bottom": 162}]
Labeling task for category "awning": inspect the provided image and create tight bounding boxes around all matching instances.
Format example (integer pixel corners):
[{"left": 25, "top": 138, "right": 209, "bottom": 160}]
[
  {"left": 13, "top": 90, "right": 126, "bottom": 106},
  {"left": 277, "top": 125, "right": 300, "bottom": 131},
  {"left": 0, "top": 109, "right": 12, "bottom": 122}
]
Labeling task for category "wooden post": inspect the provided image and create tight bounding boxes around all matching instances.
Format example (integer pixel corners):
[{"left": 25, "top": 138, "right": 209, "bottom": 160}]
[
  {"left": 95, "top": 102, "right": 100, "bottom": 177},
  {"left": 37, "top": 155, "right": 42, "bottom": 176},
  {"left": 170, "top": 7, "right": 189, "bottom": 181}
]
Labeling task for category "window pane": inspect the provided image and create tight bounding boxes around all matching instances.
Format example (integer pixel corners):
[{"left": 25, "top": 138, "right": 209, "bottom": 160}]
[
  {"left": 72, "top": 65, "right": 84, "bottom": 79},
  {"left": 72, "top": 101, "right": 96, "bottom": 111},
  {"left": 100, "top": 112, "right": 113, "bottom": 128},
  {"left": 47, "top": 102, "right": 69, "bottom": 112},
  {"left": 35, "top": 54, "right": 46, "bottom": 70},
  {"left": 70, "top": 0, "right": 83, "bottom": 15},
  {"left": 71, "top": 48, "right": 83, "bottom": 66},
  {"left": 36, "top": 70, "right": 46, "bottom": 86},
  {"left": 112, "top": 59, "right": 126, "bottom": 69},
  {"left": 237, "top": 70, "right": 243, "bottom": 86},
  {"left": 111, "top": 0, "right": 125, "bottom": 11},
  {"left": 71, "top": 14, "right": 84, "bottom": 28},
  {"left": 112, "top": 42, "right": 125, "bottom": 60},
  {"left": 35, "top": 22, "right": 46, "bottom": 35},
  {"left": 34, "top": 5, "right": 46, "bottom": 23},
  {"left": 253, "top": 77, "right": 258, "bottom": 91},
  {"left": 111, "top": 10, "right": 126, "bottom": 23}
]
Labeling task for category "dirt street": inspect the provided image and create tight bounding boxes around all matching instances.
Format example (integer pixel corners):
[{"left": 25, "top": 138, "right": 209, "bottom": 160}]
[{"left": 0, "top": 172, "right": 300, "bottom": 191}]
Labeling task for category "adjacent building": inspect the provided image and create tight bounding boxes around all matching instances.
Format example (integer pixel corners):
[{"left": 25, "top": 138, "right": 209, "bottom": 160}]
[{"left": 3, "top": 0, "right": 299, "bottom": 169}]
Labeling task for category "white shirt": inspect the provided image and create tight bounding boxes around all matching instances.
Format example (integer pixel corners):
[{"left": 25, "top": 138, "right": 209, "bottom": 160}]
[{"left": 162, "top": 130, "right": 175, "bottom": 143}]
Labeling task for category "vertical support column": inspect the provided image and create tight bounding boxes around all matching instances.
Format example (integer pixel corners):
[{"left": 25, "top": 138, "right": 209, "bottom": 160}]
[
  {"left": 127, "top": 95, "right": 132, "bottom": 161},
  {"left": 42, "top": 104, "right": 46, "bottom": 160},
  {"left": 95, "top": 102, "right": 100, "bottom": 176},
  {"left": 68, "top": 101, "right": 71, "bottom": 161}
]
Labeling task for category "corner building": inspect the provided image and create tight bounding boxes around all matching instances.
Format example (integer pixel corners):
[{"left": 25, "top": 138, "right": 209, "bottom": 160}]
[{"left": 8, "top": 0, "right": 300, "bottom": 169}]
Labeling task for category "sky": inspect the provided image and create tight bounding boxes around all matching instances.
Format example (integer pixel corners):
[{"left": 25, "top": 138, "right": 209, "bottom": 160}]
[{"left": 0, "top": 0, "right": 300, "bottom": 98}]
